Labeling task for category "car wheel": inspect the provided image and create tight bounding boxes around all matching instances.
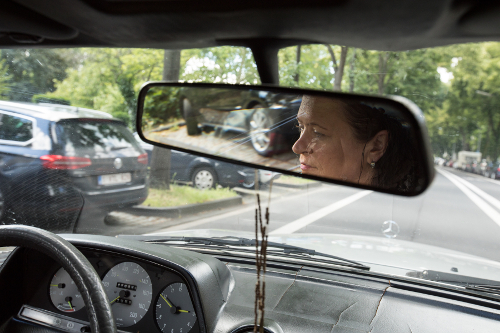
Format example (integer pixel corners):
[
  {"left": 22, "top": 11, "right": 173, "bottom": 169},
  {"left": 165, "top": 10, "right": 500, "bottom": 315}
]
[
  {"left": 183, "top": 98, "right": 201, "bottom": 135},
  {"left": 241, "top": 176, "right": 255, "bottom": 189},
  {"left": 249, "top": 106, "right": 273, "bottom": 156},
  {"left": 192, "top": 167, "right": 217, "bottom": 190}
]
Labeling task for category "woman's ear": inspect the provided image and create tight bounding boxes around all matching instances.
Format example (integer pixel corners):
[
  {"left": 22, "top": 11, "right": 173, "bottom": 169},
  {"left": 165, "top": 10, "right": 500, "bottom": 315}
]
[{"left": 366, "top": 130, "right": 389, "bottom": 163}]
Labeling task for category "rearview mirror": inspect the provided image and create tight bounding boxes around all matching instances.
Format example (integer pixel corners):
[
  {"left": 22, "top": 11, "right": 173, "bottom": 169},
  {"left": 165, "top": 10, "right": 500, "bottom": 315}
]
[{"left": 137, "top": 83, "right": 434, "bottom": 196}]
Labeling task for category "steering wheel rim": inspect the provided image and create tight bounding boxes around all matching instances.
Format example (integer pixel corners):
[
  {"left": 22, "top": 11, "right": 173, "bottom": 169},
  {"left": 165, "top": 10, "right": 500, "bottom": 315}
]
[{"left": 0, "top": 225, "right": 116, "bottom": 333}]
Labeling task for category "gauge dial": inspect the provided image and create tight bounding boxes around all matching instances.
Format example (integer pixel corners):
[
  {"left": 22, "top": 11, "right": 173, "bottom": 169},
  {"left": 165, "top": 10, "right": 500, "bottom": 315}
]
[
  {"left": 155, "top": 282, "right": 197, "bottom": 333},
  {"left": 49, "top": 267, "right": 85, "bottom": 313},
  {"left": 102, "top": 261, "right": 152, "bottom": 327}
]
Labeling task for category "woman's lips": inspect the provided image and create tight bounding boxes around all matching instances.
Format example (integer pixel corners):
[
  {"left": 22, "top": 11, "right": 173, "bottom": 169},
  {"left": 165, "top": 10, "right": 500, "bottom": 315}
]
[{"left": 300, "top": 163, "right": 314, "bottom": 170}]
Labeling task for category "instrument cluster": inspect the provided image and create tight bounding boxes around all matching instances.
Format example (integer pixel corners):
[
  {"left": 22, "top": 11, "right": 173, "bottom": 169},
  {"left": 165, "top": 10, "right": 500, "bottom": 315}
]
[{"left": 29, "top": 250, "right": 200, "bottom": 333}]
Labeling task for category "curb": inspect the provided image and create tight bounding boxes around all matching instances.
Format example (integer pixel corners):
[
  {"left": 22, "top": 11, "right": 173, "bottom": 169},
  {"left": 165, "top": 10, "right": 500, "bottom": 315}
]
[
  {"left": 150, "top": 121, "right": 186, "bottom": 133},
  {"left": 116, "top": 195, "right": 243, "bottom": 219},
  {"left": 272, "top": 181, "right": 322, "bottom": 189}
]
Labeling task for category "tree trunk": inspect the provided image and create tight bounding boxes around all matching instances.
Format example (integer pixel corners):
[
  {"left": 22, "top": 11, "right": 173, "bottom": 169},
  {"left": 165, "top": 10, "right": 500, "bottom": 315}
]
[
  {"left": 378, "top": 52, "right": 390, "bottom": 95},
  {"left": 333, "top": 46, "right": 348, "bottom": 91},
  {"left": 294, "top": 45, "right": 301, "bottom": 84},
  {"left": 236, "top": 48, "right": 247, "bottom": 84},
  {"left": 149, "top": 49, "right": 181, "bottom": 190},
  {"left": 163, "top": 49, "right": 181, "bottom": 82},
  {"left": 349, "top": 48, "right": 356, "bottom": 93}
]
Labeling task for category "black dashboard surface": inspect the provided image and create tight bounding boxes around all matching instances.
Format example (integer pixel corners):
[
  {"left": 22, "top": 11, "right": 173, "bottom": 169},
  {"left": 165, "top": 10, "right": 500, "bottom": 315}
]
[{"left": 1, "top": 235, "right": 500, "bottom": 332}]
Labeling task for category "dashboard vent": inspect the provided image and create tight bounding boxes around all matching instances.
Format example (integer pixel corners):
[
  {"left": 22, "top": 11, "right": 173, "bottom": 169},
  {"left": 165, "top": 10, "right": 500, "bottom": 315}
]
[{"left": 231, "top": 326, "right": 274, "bottom": 333}]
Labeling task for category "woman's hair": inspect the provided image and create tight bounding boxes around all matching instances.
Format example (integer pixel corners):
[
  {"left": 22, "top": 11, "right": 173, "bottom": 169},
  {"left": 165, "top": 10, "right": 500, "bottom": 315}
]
[{"left": 340, "top": 101, "right": 419, "bottom": 192}]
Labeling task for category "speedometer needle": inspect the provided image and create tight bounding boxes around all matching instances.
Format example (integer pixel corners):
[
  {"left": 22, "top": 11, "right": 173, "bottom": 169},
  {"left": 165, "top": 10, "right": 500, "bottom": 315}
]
[
  {"left": 110, "top": 296, "right": 120, "bottom": 305},
  {"left": 65, "top": 297, "right": 74, "bottom": 311},
  {"left": 160, "top": 294, "right": 172, "bottom": 308},
  {"left": 160, "top": 294, "right": 189, "bottom": 313}
]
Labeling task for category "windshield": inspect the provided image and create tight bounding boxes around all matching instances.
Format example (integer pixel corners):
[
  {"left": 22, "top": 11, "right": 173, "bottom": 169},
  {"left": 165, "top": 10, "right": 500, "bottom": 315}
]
[{"left": 1, "top": 45, "right": 500, "bottom": 283}]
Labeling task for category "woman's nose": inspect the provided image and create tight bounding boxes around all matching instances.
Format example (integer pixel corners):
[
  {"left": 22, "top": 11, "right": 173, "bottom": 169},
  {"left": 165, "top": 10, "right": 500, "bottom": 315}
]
[{"left": 292, "top": 132, "right": 311, "bottom": 154}]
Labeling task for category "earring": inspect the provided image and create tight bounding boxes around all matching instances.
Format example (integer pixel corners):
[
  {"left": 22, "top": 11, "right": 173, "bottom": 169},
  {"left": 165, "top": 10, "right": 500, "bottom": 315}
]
[{"left": 370, "top": 162, "right": 376, "bottom": 168}]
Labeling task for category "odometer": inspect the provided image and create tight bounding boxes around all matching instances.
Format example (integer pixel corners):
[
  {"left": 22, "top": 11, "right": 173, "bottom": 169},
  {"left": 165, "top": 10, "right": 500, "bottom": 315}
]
[{"left": 102, "top": 262, "right": 152, "bottom": 327}]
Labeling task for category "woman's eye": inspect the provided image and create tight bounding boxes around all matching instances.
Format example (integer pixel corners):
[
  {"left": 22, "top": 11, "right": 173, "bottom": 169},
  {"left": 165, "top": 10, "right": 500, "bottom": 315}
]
[
  {"left": 296, "top": 125, "right": 304, "bottom": 133},
  {"left": 314, "top": 130, "right": 324, "bottom": 138}
]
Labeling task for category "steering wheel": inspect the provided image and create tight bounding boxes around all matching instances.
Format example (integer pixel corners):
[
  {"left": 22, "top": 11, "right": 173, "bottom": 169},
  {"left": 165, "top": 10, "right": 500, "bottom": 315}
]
[{"left": 0, "top": 225, "right": 116, "bottom": 333}]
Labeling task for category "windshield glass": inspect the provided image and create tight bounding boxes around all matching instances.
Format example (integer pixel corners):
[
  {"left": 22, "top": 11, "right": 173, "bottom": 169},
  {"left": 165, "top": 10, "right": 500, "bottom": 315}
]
[{"left": 1, "top": 44, "right": 500, "bottom": 283}]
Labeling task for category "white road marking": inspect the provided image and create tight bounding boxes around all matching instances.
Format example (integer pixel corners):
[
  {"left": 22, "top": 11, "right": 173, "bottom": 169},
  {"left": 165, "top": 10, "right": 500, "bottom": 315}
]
[
  {"left": 269, "top": 190, "right": 372, "bottom": 234},
  {"left": 442, "top": 170, "right": 500, "bottom": 211},
  {"left": 438, "top": 169, "right": 500, "bottom": 227},
  {"left": 147, "top": 185, "right": 331, "bottom": 234}
]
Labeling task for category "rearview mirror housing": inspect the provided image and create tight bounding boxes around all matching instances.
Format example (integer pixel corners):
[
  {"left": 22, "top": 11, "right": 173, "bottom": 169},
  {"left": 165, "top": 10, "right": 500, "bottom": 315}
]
[{"left": 137, "top": 82, "right": 435, "bottom": 196}]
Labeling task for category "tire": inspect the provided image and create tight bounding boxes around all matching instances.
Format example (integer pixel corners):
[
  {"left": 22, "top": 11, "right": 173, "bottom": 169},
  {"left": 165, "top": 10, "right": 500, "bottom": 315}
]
[
  {"left": 241, "top": 175, "right": 256, "bottom": 189},
  {"left": 182, "top": 98, "right": 201, "bottom": 135},
  {"left": 191, "top": 167, "right": 217, "bottom": 190},
  {"left": 249, "top": 106, "right": 274, "bottom": 156}
]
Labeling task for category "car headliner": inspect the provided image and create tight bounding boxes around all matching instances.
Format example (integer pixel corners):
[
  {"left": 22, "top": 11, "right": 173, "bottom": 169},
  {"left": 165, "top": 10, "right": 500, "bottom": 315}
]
[{"left": 1, "top": 0, "right": 499, "bottom": 52}]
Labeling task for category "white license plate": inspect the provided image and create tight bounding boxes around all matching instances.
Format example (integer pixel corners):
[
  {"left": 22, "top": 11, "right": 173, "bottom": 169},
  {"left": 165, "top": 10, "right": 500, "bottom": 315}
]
[{"left": 98, "top": 173, "right": 131, "bottom": 186}]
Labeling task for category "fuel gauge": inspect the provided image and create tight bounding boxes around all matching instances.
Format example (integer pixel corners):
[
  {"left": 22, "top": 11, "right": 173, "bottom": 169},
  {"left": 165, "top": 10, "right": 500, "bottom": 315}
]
[{"left": 49, "top": 267, "right": 85, "bottom": 313}]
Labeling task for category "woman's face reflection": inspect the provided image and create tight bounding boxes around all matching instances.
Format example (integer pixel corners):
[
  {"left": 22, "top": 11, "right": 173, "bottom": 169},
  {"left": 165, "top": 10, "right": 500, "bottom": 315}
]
[{"left": 292, "top": 96, "right": 371, "bottom": 183}]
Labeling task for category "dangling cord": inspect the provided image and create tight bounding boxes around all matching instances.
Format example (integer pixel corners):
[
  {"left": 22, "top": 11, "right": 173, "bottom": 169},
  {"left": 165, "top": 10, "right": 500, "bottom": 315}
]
[{"left": 358, "top": 142, "right": 368, "bottom": 184}]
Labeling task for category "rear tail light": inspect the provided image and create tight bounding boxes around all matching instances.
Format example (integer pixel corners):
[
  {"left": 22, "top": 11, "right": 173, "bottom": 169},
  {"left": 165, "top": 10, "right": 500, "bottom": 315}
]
[
  {"left": 40, "top": 155, "right": 92, "bottom": 170},
  {"left": 138, "top": 153, "right": 148, "bottom": 165},
  {"left": 497, "top": 167, "right": 500, "bottom": 172}
]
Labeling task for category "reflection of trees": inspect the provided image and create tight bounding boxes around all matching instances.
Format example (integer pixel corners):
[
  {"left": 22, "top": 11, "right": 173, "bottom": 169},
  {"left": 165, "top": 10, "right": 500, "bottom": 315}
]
[
  {"left": 58, "top": 122, "right": 132, "bottom": 153},
  {"left": 0, "top": 115, "right": 32, "bottom": 141}
]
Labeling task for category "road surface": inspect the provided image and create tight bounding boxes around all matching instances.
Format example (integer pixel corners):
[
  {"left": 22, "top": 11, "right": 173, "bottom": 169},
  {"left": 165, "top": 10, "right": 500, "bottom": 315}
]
[{"left": 139, "top": 166, "right": 500, "bottom": 263}]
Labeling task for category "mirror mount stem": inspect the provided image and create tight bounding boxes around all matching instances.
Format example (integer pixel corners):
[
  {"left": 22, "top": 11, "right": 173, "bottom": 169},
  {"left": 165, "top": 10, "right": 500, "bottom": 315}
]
[
  {"left": 218, "top": 38, "right": 315, "bottom": 85},
  {"left": 251, "top": 45, "right": 280, "bottom": 85}
]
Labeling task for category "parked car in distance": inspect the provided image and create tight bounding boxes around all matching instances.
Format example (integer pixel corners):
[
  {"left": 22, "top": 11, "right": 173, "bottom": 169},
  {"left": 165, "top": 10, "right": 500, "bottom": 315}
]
[
  {"left": 0, "top": 101, "right": 149, "bottom": 231},
  {"left": 133, "top": 132, "right": 275, "bottom": 189},
  {"left": 484, "top": 162, "right": 500, "bottom": 180}
]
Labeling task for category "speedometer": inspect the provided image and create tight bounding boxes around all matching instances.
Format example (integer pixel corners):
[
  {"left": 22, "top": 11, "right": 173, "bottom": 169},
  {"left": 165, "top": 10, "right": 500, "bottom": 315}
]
[{"left": 102, "top": 262, "right": 153, "bottom": 327}]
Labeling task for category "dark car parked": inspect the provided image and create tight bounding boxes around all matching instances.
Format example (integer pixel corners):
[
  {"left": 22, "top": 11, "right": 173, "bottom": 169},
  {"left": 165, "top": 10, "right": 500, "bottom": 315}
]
[
  {"left": 180, "top": 87, "right": 301, "bottom": 156},
  {"left": 0, "top": 101, "right": 149, "bottom": 231},
  {"left": 134, "top": 133, "right": 258, "bottom": 189},
  {"left": 485, "top": 162, "right": 500, "bottom": 180}
]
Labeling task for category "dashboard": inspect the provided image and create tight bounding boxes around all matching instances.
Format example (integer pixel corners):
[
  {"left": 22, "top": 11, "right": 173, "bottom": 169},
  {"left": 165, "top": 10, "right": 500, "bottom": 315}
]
[
  {"left": 20, "top": 248, "right": 200, "bottom": 333},
  {"left": 2, "top": 234, "right": 500, "bottom": 333}
]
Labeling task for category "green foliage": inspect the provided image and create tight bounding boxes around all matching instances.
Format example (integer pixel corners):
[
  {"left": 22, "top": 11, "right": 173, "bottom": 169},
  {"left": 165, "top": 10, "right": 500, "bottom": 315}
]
[
  {"left": 434, "top": 43, "right": 500, "bottom": 160},
  {"left": 181, "top": 47, "right": 260, "bottom": 84},
  {"left": 142, "top": 185, "right": 237, "bottom": 207},
  {"left": 0, "top": 49, "right": 75, "bottom": 102},
  {"left": 2, "top": 43, "right": 496, "bottom": 161},
  {"left": 47, "top": 48, "right": 164, "bottom": 127},
  {"left": 0, "top": 58, "right": 10, "bottom": 98},
  {"left": 143, "top": 87, "right": 181, "bottom": 127}
]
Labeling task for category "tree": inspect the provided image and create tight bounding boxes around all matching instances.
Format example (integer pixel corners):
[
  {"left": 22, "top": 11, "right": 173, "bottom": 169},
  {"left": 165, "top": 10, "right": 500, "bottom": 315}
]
[
  {"left": 48, "top": 48, "right": 164, "bottom": 125},
  {"left": 0, "top": 49, "right": 74, "bottom": 102},
  {"left": 149, "top": 50, "right": 181, "bottom": 190},
  {"left": 325, "top": 45, "right": 348, "bottom": 91},
  {"left": 0, "top": 58, "right": 10, "bottom": 98}
]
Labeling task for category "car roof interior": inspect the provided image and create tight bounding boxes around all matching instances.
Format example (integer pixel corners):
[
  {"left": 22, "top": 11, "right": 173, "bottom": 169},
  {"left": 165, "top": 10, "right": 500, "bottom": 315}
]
[{"left": 1, "top": 0, "right": 500, "bottom": 83}]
